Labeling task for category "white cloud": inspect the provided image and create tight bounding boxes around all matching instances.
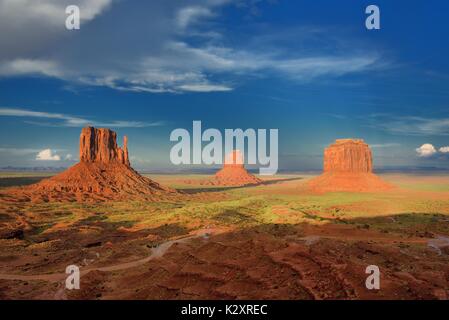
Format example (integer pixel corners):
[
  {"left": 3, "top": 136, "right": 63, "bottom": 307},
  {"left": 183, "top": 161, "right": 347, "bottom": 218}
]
[
  {"left": 439, "top": 146, "right": 449, "bottom": 153},
  {"left": 0, "top": 1, "right": 385, "bottom": 93},
  {"left": 416, "top": 144, "right": 437, "bottom": 157},
  {"left": 0, "top": 0, "right": 112, "bottom": 60},
  {"left": 0, "top": 0, "right": 111, "bottom": 25},
  {"left": 0, "top": 59, "right": 62, "bottom": 77},
  {"left": 0, "top": 107, "right": 165, "bottom": 127},
  {"left": 73, "top": 42, "right": 379, "bottom": 93},
  {"left": 274, "top": 56, "right": 378, "bottom": 80},
  {"left": 36, "top": 149, "right": 61, "bottom": 161},
  {"left": 65, "top": 154, "right": 73, "bottom": 160},
  {"left": 178, "top": 83, "right": 232, "bottom": 92},
  {"left": 176, "top": 6, "right": 214, "bottom": 29}
]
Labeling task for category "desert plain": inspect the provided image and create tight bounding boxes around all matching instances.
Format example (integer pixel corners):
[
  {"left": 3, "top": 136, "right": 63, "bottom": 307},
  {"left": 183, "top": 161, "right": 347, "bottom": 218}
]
[{"left": 0, "top": 171, "right": 448, "bottom": 300}]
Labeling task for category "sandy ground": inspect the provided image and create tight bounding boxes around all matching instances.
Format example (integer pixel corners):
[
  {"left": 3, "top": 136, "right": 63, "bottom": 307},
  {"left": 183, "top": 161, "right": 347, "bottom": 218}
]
[{"left": 0, "top": 173, "right": 448, "bottom": 300}]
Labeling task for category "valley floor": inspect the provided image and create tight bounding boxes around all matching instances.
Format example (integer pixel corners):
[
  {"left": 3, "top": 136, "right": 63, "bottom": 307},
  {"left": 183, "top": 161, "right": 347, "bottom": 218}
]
[{"left": 0, "top": 173, "right": 448, "bottom": 299}]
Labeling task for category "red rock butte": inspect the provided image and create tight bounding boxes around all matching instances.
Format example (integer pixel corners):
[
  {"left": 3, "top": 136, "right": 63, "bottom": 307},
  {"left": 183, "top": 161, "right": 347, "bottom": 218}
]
[
  {"left": 308, "top": 139, "right": 393, "bottom": 192},
  {"left": 323, "top": 139, "right": 372, "bottom": 173},
  {"left": 2, "top": 127, "right": 175, "bottom": 202},
  {"left": 186, "top": 150, "right": 262, "bottom": 187},
  {"left": 80, "top": 127, "right": 130, "bottom": 166},
  {"left": 212, "top": 150, "right": 262, "bottom": 186}
]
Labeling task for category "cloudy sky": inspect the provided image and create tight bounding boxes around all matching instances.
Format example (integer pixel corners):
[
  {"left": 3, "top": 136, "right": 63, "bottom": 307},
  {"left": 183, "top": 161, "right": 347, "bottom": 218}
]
[{"left": 0, "top": 0, "right": 448, "bottom": 171}]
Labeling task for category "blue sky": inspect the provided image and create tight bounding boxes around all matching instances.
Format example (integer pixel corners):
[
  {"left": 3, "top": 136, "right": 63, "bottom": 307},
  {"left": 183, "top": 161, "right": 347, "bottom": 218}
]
[{"left": 0, "top": 0, "right": 448, "bottom": 171}]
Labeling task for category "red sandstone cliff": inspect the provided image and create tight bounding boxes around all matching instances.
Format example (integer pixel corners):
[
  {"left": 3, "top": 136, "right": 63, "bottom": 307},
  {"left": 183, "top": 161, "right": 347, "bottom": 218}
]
[
  {"left": 324, "top": 139, "right": 372, "bottom": 173},
  {"left": 80, "top": 127, "right": 130, "bottom": 166}
]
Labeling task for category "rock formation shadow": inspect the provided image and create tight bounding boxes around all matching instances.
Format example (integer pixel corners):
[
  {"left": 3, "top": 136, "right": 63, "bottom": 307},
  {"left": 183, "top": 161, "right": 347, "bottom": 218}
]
[
  {"left": 0, "top": 212, "right": 447, "bottom": 299},
  {"left": 0, "top": 176, "right": 50, "bottom": 189},
  {"left": 179, "top": 176, "right": 303, "bottom": 194},
  {"left": 61, "top": 214, "right": 449, "bottom": 300}
]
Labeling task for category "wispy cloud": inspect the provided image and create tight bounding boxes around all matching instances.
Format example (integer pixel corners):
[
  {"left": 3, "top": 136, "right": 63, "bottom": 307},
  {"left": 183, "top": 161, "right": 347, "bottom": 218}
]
[
  {"left": 0, "top": 147, "right": 41, "bottom": 155},
  {"left": 0, "top": 108, "right": 165, "bottom": 128},
  {"left": 0, "top": 1, "right": 385, "bottom": 93},
  {"left": 72, "top": 43, "right": 379, "bottom": 93},
  {"left": 273, "top": 56, "right": 378, "bottom": 80},
  {"left": 0, "top": 59, "right": 62, "bottom": 77},
  {"left": 370, "top": 143, "right": 401, "bottom": 148},
  {"left": 178, "top": 83, "right": 233, "bottom": 92},
  {"left": 365, "top": 114, "right": 449, "bottom": 136},
  {"left": 176, "top": 6, "right": 215, "bottom": 29}
]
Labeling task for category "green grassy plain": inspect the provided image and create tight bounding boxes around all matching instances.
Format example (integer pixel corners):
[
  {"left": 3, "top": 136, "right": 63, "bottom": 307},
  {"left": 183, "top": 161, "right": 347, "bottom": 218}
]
[{"left": 5, "top": 172, "right": 447, "bottom": 239}]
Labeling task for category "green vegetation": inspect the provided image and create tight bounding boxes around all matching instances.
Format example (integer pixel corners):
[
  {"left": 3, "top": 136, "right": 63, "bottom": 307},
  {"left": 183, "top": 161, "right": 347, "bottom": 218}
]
[
  {"left": 2, "top": 173, "right": 449, "bottom": 241},
  {"left": 397, "top": 183, "right": 449, "bottom": 192}
]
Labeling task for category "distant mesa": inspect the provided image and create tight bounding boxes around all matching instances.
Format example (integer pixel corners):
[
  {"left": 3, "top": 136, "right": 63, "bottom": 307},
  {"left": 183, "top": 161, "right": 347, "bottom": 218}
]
[
  {"left": 2, "top": 127, "right": 176, "bottom": 202},
  {"left": 308, "top": 139, "right": 393, "bottom": 193},
  {"left": 186, "top": 150, "right": 262, "bottom": 187},
  {"left": 213, "top": 150, "right": 262, "bottom": 186},
  {"left": 323, "top": 139, "right": 372, "bottom": 173}
]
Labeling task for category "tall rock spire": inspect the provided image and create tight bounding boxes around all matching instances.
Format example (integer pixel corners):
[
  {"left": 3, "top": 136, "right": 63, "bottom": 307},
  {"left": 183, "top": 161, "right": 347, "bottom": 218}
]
[{"left": 79, "top": 127, "right": 130, "bottom": 166}]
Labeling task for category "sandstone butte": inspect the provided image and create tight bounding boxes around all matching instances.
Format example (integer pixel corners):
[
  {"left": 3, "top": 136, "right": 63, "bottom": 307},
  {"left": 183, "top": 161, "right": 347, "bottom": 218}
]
[
  {"left": 1, "top": 127, "right": 176, "bottom": 202},
  {"left": 209, "top": 150, "right": 262, "bottom": 186},
  {"left": 308, "top": 139, "right": 393, "bottom": 192}
]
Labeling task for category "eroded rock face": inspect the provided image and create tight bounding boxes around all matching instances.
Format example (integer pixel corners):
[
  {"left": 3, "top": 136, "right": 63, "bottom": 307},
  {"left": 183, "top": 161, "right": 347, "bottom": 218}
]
[
  {"left": 323, "top": 139, "right": 373, "bottom": 173},
  {"left": 80, "top": 127, "right": 130, "bottom": 166}
]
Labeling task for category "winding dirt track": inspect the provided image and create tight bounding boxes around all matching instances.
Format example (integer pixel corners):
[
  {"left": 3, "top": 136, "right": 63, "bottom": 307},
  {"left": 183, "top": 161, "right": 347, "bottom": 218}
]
[
  {"left": 0, "top": 228, "right": 216, "bottom": 283},
  {"left": 0, "top": 229, "right": 434, "bottom": 283}
]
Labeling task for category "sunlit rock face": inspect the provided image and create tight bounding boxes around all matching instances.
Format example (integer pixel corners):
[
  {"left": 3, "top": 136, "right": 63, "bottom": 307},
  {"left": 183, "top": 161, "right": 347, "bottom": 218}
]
[
  {"left": 323, "top": 139, "right": 373, "bottom": 173},
  {"left": 79, "top": 127, "right": 129, "bottom": 166}
]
